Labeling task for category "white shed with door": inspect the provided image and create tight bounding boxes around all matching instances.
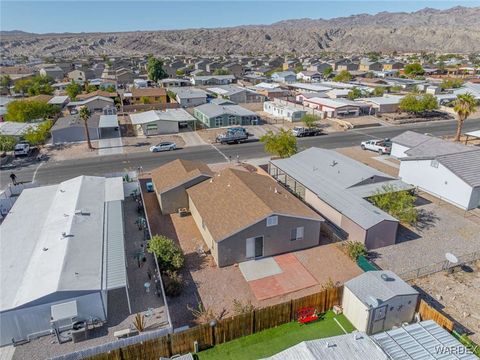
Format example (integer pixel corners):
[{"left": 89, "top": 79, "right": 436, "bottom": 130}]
[{"left": 342, "top": 271, "right": 419, "bottom": 334}]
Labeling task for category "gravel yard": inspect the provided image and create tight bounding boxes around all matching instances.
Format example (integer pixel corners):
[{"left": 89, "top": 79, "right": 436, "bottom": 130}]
[
  {"left": 373, "top": 195, "right": 480, "bottom": 278},
  {"left": 409, "top": 260, "right": 480, "bottom": 343}
]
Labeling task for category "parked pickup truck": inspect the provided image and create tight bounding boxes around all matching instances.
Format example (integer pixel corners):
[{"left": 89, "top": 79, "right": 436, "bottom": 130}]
[
  {"left": 292, "top": 126, "right": 323, "bottom": 137},
  {"left": 216, "top": 127, "right": 250, "bottom": 144},
  {"left": 360, "top": 139, "right": 391, "bottom": 155}
]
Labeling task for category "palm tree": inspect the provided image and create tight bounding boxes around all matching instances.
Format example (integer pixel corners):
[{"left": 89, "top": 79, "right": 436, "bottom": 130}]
[
  {"left": 453, "top": 93, "right": 477, "bottom": 142},
  {"left": 79, "top": 106, "right": 93, "bottom": 150}
]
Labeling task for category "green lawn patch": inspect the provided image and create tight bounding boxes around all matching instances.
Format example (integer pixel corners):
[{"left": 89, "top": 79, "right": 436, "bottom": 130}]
[{"left": 198, "top": 311, "right": 355, "bottom": 360}]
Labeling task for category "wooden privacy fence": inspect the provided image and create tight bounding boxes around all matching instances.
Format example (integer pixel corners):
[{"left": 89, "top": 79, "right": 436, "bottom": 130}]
[
  {"left": 85, "top": 287, "right": 343, "bottom": 360},
  {"left": 417, "top": 299, "right": 454, "bottom": 332}
]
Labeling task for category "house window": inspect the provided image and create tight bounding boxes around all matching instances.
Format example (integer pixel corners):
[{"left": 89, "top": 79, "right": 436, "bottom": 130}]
[
  {"left": 266, "top": 216, "right": 278, "bottom": 227},
  {"left": 215, "top": 118, "right": 223, "bottom": 127},
  {"left": 228, "top": 116, "right": 237, "bottom": 125},
  {"left": 290, "top": 227, "right": 304, "bottom": 241},
  {"left": 430, "top": 160, "right": 439, "bottom": 168}
]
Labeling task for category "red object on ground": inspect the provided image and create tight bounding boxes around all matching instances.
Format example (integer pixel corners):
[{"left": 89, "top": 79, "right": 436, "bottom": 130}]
[{"left": 297, "top": 307, "right": 319, "bottom": 324}]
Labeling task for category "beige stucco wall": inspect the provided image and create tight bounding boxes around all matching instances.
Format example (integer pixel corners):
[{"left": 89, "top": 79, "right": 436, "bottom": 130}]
[
  {"left": 340, "top": 215, "right": 367, "bottom": 243},
  {"left": 305, "top": 189, "right": 343, "bottom": 226},
  {"left": 369, "top": 294, "right": 419, "bottom": 334},
  {"left": 188, "top": 197, "right": 219, "bottom": 265}
]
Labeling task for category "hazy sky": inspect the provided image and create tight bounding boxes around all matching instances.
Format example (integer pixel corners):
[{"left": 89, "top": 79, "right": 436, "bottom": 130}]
[{"left": 1, "top": 1, "right": 479, "bottom": 33}]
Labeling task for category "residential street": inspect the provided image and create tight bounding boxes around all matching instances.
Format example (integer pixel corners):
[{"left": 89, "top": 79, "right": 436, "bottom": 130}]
[{"left": 2, "top": 118, "right": 479, "bottom": 188}]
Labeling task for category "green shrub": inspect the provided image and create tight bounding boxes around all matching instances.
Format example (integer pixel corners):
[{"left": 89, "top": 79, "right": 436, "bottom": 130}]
[
  {"left": 147, "top": 235, "right": 184, "bottom": 272},
  {"left": 344, "top": 241, "right": 367, "bottom": 260},
  {"left": 369, "top": 185, "right": 418, "bottom": 225}
]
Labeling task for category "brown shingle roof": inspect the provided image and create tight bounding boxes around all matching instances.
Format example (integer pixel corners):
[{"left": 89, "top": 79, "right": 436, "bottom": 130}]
[
  {"left": 131, "top": 88, "right": 167, "bottom": 97},
  {"left": 187, "top": 168, "right": 322, "bottom": 242},
  {"left": 77, "top": 90, "right": 117, "bottom": 100},
  {"left": 151, "top": 159, "right": 214, "bottom": 194}
]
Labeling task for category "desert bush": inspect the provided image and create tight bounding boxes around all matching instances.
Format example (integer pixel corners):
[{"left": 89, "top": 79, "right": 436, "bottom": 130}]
[
  {"left": 344, "top": 241, "right": 367, "bottom": 260},
  {"left": 162, "top": 270, "right": 183, "bottom": 297},
  {"left": 147, "top": 235, "right": 184, "bottom": 272}
]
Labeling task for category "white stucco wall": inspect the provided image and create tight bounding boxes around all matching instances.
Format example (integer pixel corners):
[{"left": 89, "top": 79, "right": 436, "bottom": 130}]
[
  {"left": 390, "top": 143, "right": 410, "bottom": 158},
  {"left": 399, "top": 159, "right": 474, "bottom": 209}
]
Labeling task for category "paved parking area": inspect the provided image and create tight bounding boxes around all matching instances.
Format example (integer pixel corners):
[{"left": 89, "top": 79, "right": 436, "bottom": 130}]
[{"left": 97, "top": 136, "right": 124, "bottom": 156}]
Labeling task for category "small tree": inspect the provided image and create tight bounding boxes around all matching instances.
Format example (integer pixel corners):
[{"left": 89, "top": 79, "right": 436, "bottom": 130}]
[
  {"left": 213, "top": 68, "right": 230, "bottom": 75},
  {"left": 260, "top": 128, "right": 297, "bottom": 158},
  {"left": 22, "top": 120, "right": 52, "bottom": 146},
  {"left": 333, "top": 70, "right": 352, "bottom": 82},
  {"left": 369, "top": 185, "right": 418, "bottom": 225},
  {"left": 373, "top": 87, "right": 385, "bottom": 97},
  {"left": 5, "top": 100, "right": 59, "bottom": 122},
  {"left": 347, "top": 88, "right": 363, "bottom": 100},
  {"left": 399, "top": 93, "right": 438, "bottom": 114},
  {"left": 301, "top": 114, "right": 317, "bottom": 128},
  {"left": 453, "top": 93, "right": 477, "bottom": 142},
  {"left": 147, "top": 235, "right": 184, "bottom": 272},
  {"left": 79, "top": 106, "right": 93, "bottom": 150},
  {"left": 344, "top": 241, "right": 367, "bottom": 260},
  {"left": 65, "top": 80, "right": 82, "bottom": 100},
  {"left": 0, "top": 135, "right": 16, "bottom": 152},
  {"left": 404, "top": 63, "right": 425, "bottom": 78},
  {"left": 0, "top": 75, "right": 12, "bottom": 95},
  {"left": 147, "top": 56, "right": 168, "bottom": 82},
  {"left": 322, "top": 67, "right": 333, "bottom": 79}
]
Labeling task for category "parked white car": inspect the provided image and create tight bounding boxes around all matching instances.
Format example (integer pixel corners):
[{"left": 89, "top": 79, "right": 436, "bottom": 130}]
[
  {"left": 13, "top": 142, "right": 30, "bottom": 157},
  {"left": 149, "top": 142, "right": 177, "bottom": 152},
  {"left": 360, "top": 139, "right": 391, "bottom": 155}
]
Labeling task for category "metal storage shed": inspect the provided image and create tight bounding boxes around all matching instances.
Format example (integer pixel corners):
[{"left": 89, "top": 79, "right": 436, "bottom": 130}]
[
  {"left": 342, "top": 271, "right": 419, "bottom": 335},
  {"left": 0, "top": 176, "right": 128, "bottom": 346}
]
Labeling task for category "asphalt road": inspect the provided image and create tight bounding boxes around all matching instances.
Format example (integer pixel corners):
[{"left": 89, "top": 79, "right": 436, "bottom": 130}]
[{"left": 2, "top": 118, "right": 479, "bottom": 188}]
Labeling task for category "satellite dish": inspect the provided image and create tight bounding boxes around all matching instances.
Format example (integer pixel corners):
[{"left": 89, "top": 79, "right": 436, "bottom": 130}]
[{"left": 445, "top": 253, "right": 458, "bottom": 264}]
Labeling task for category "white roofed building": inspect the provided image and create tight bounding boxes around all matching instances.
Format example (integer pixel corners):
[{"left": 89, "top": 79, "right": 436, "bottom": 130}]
[{"left": 0, "top": 176, "right": 128, "bottom": 346}]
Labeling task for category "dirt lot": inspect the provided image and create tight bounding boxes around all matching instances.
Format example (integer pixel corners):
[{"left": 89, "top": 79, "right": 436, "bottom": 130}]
[
  {"left": 410, "top": 260, "right": 480, "bottom": 343},
  {"left": 42, "top": 141, "right": 100, "bottom": 161},
  {"left": 336, "top": 146, "right": 400, "bottom": 177}
]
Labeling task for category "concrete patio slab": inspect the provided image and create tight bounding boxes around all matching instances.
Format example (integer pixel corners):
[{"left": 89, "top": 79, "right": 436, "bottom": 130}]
[
  {"left": 249, "top": 253, "right": 318, "bottom": 301},
  {"left": 239, "top": 257, "right": 283, "bottom": 282},
  {"left": 98, "top": 137, "right": 124, "bottom": 156}
]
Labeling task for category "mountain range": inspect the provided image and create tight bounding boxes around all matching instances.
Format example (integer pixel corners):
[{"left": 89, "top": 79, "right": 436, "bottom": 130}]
[{"left": 1, "top": 6, "right": 479, "bottom": 57}]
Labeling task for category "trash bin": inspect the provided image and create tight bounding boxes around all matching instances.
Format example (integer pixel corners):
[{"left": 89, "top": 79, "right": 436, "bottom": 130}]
[{"left": 71, "top": 321, "right": 87, "bottom": 343}]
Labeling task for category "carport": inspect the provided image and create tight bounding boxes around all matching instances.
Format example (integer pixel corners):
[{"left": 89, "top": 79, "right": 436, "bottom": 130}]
[{"left": 99, "top": 114, "right": 120, "bottom": 139}]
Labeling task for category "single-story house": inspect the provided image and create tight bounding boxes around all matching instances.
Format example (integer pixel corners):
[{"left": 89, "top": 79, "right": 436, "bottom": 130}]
[
  {"left": 359, "top": 96, "right": 402, "bottom": 114},
  {"left": 128, "top": 88, "right": 167, "bottom": 105},
  {"left": 0, "top": 176, "right": 128, "bottom": 346},
  {"left": 264, "top": 333, "right": 389, "bottom": 360},
  {"left": 296, "top": 71, "right": 322, "bottom": 82},
  {"left": 392, "top": 131, "right": 480, "bottom": 210},
  {"left": 263, "top": 100, "right": 307, "bottom": 122},
  {"left": 48, "top": 95, "right": 70, "bottom": 108},
  {"left": 295, "top": 92, "right": 329, "bottom": 103},
  {"left": 39, "top": 66, "right": 64, "bottom": 81},
  {"left": 191, "top": 75, "right": 236, "bottom": 86},
  {"left": 76, "top": 90, "right": 117, "bottom": 101},
  {"left": 266, "top": 321, "right": 476, "bottom": 360},
  {"left": 68, "top": 69, "right": 96, "bottom": 82},
  {"left": 206, "top": 85, "right": 265, "bottom": 103},
  {"left": 326, "top": 89, "right": 350, "bottom": 99},
  {"left": 271, "top": 71, "right": 296, "bottom": 84},
  {"left": 169, "top": 87, "right": 208, "bottom": 107},
  {"left": 151, "top": 159, "right": 214, "bottom": 214},
  {"left": 0, "top": 121, "right": 44, "bottom": 138},
  {"left": 159, "top": 78, "right": 191, "bottom": 88},
  {"left": 67, "top": 96, "right": 115, "bottom": 113},
  {"left": 359, "top": 60, "right": 383, "bottom": 72},
  {"left": 50, "top": 113, "right": 118, "bottom": 143},
  {"left": 187, "top": 167, "right": 324, "bottom": 267},
  {"left": 193, "top": 103, "right": 259, "bottom": 128},
  {"left": 269, "top": 148, "right": 413, "bottom": 249},
  {"left": 343, "top": 271, "right": 419, "bottom": 334},
  {"left": 129, "top": 109, "right": 196, "bottom": 135},
  {"left": 302, "top": 97, "right": 361, "bottom": 117}
]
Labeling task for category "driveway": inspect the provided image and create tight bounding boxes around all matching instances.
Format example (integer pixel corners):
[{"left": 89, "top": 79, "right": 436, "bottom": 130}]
[
  {"left": 98, "top": 136, "right": 124, "bottom": 156},
  {"left": 179, "top": 130, "right": 207, "bottom": 147}
]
